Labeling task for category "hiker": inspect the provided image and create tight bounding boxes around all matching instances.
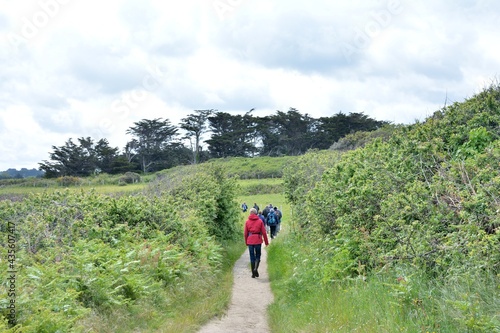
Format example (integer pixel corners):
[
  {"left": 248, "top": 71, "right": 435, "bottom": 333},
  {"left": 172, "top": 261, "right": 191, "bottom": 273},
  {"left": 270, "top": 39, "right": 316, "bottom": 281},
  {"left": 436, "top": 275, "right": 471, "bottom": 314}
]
[
  {"left": 262, "top": 204, "right": 273, "bottom": 236},
  {"left": 258, "top": 210, "right": 266, "bottom": 225},
  {"left": 244, "top": 208, "right": 269, "bottom": 278},
  {"left": 274, "top": 206, "right": 282, "bottom": 234},
  {"left": 241, "top": 202, "right": 248, "bottom": 212},
  {"left": 266, "top": 208, "right": 279, "bottom": 239},
  {"left": 262, "top": 203, "right": 272, "bottom": 218},
  {"left": 253, "top": 202, "right": 260, "bottom": 212}
]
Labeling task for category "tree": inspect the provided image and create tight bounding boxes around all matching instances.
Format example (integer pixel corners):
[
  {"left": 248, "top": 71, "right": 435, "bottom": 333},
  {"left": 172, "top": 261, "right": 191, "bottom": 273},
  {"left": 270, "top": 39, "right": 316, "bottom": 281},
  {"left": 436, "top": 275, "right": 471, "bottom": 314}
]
[
  {"left": 206, "top": 111, "right": 257, "bottom": 158},
  {"left": 180, "top": 109, "right": 214, "bottom": 164},
  {"left": 259, "top": 108, "right": 316, "bottom": 156},
  {"left": 242, "top": 109, "right": 260, "bottom": 157},
  {"left": 94, "top": 139, "right": 120, "bottom": 173},
  {"left": 125, "top": 118, "right": 180, "bottom": 172},
  {"left": 316, "top": 112, "right": 389, "bottom": 150},
  {"left": 39, "top": 137, "right": 119, "bottom": 177},
  {"left": 109, "top": 154, "right": 140, "bottom": 174}
]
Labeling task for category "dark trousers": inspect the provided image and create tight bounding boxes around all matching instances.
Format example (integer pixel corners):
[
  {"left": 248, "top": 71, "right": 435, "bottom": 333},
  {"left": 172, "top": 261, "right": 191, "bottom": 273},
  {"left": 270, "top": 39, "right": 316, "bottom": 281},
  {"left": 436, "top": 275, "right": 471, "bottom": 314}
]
[
  {"left": 270, "top": 225, "right": 277, "bottom": 238},
  {"left": 248, "top": 244, "right": 262, "bottom": 263}
]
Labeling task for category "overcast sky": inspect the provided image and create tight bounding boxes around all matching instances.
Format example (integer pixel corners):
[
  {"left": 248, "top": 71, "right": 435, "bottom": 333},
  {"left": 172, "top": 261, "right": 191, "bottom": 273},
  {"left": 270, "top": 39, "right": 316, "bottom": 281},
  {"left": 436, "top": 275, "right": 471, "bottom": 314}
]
[{"left": 1, "top": 0, "right": 499, "bottom": 170}]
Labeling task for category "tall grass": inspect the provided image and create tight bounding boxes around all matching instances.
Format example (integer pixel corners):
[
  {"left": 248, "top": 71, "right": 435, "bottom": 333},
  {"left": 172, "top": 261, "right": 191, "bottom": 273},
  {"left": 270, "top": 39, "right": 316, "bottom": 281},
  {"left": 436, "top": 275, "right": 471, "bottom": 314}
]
[
  {"left": 238, "top": 178, "right": 284, "bottom": 195},
  {"left": 267, "top": 233, "right": 500, "bottom": 332},
  {"left": 0, "top": 172, "right": 155, "bottom": 197},
  {"left": 206, "top": 156, "right": 296, "bottom": 179},
  {"left": 76, "top": 240, "right": 246, "bottom": 333},
  {"left": 0, "top": 183, "right": 146, "bottom": 195}
]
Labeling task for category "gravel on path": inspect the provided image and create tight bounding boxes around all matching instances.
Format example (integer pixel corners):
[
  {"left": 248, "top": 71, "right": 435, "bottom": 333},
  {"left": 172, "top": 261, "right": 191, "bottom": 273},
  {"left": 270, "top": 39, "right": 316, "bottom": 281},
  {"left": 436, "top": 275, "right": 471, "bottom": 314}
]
[{"left": 197, "top": 245, "right": 274, "bottom": 333}]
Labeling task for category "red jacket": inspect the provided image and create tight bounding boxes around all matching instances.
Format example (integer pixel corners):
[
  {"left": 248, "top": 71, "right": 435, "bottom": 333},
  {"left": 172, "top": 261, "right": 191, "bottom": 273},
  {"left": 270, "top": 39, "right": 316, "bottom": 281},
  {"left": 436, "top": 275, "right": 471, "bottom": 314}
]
[{"left": 244, "top": 214, "right": 269, "bottom": 246}]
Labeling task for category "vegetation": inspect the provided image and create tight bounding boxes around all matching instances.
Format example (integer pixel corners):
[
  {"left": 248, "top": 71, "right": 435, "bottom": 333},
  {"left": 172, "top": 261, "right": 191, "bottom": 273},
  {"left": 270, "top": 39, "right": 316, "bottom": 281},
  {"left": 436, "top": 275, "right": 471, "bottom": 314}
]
[
  {"left": 2, "top": 85, "right": 499, "bottom": 332},
  {"left": 329, "top": 123, "right": 399, "bottom": 151},
  {"left": 0, "top": 164, "right": 242, "bottom": 332},
  {"left": 37, "top": 109, "right": 385, "bottom": 177},
  {"left": 38, "top": 137, "right": 126, "bottom": 177},
  {"left": 180, "top": 109, "right": 214, "bottom": 164},
  {"left": 0, "top": 173, "right": 157, "bottom": 201},
  {"left": 125, "top": 118, "right": 191, "bottom": 173},
  {"left": 272, "top": 84, "right": 500, "bottom": 332},
  {"left": 205, "top": 156, "right": 295, "bottom": 179}
]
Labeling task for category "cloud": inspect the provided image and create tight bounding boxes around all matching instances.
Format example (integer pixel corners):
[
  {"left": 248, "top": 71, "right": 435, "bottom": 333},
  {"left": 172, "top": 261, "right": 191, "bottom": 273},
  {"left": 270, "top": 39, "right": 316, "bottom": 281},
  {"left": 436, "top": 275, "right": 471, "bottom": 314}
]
[
  {"left": 209, "top": 3, "right": 359, "bottom": 73},
  {"left": 1, "top": 0, "right": 500, "bottom": 170},
  {"left": 0, "top": 105, "right": 69, "bottom": 169},
  {"left": 0, "top": 14, "right": 8, "bottom": 30},
  {"left": 66, "top": 42, "right": 148, "bottom": 94}
]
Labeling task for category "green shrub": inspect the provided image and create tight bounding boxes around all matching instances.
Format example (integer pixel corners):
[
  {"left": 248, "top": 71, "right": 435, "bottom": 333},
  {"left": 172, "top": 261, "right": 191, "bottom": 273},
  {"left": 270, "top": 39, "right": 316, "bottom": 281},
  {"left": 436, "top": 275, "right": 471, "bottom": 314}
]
[
  {"left": 274, "top": 84, "right": 500, "bottom": 332},
  {"left": 147, "top": 164, "right": 240, "bottom": 241},
  {"left": 118, "top": 172, "right": 141, "bottom": 184},
  {"left": 56, "top": 176, "right": 81, "bottom": 186},
  {"left": 0, "top": 163, "right": 241, "bottom": 331}
]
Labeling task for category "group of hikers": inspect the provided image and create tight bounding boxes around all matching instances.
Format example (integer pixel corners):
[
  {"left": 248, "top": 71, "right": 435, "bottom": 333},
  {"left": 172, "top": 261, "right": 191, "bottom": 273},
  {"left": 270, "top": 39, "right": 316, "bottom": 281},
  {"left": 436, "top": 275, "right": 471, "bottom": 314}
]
[
  {"left": 242, "top": 202, "right": 282, "bottom": 278},
  {"left": 241, "top": 202, "right": 282, "bottom": 239}
]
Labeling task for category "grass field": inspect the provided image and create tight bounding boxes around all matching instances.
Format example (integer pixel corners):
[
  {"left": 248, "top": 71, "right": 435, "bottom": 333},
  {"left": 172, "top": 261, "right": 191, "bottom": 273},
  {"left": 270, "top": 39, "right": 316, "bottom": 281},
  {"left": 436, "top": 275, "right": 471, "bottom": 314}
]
[
  {"left": 237, "top": 193, "right": 292, "bottom": 229},
  {"left": 0, "top": 183, "right": 146, "bottom": 196}
]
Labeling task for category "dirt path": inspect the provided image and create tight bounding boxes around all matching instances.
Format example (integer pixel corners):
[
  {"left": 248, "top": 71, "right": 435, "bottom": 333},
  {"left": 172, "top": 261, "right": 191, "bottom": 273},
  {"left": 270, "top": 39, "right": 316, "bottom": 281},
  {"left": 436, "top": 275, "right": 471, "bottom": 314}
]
[{"left": 197, "top": 246, "right": 274, "bottom": 333}]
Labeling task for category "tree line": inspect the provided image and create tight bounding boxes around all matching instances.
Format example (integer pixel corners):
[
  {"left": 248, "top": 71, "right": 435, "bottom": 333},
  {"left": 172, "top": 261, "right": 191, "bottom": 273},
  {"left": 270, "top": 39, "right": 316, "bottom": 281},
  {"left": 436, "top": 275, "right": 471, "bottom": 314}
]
[{"left": 39, "top": 108, "right": 389, "bottom": 177}]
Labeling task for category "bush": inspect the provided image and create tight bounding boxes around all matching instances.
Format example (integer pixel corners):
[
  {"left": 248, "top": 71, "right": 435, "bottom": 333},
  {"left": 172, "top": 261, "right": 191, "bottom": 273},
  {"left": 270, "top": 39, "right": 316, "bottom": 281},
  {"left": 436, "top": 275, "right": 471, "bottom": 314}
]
[
  {"left": 278, "top": 85, "right": 500, "bottom": 332},
  {"left": 118, "top": 172, "right": 141, "bottom": 184},
  {"left": 329, "top": 124, "right": 397, "bottom": 151},
  {"left": 147, "top": 164, "right": 240, "bottom": 241},
  {"left": 0, "top": 163, "right": 241, "bottom": 331},
  {"left": 56, "top": 176, "right": 81, "bottom": 186}
]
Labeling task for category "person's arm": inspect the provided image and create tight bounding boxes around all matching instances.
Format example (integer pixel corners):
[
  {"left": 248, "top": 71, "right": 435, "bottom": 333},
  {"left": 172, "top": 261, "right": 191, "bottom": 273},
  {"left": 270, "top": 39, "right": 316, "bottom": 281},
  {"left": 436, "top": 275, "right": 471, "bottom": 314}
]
[
  {"left": 261, "top": 222, "right": 269, "bottom": 246},
  {"left": 244, "top": 223, "right": 249, "bottom": 245}
]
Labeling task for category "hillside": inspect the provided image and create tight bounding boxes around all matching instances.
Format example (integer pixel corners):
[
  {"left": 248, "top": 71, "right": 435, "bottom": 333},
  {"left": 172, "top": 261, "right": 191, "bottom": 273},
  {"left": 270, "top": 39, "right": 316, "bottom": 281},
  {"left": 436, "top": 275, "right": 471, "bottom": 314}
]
[
  {"left": 0, "top": 164, "right": 245, "bottom": 332},
  {"left": 274, "top": 84, "right": 500, "bottom": 332},
  {"left": 157, "top": 155, "right": 296, "bottom": 180}
]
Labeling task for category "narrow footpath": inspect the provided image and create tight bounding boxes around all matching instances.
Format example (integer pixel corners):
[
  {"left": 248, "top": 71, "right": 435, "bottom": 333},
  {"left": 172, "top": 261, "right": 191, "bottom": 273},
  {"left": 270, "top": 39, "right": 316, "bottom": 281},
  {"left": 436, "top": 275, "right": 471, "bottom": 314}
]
[{"left": 197, "top": 246, "right": 274, "bottom": 333}]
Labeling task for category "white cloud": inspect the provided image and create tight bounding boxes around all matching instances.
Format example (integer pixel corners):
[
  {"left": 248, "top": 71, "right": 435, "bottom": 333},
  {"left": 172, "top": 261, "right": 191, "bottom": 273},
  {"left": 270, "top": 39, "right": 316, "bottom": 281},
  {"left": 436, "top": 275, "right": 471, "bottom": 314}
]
[
  {"left": 0, "top": 105, "right": 67, "bottom": 169},
  {"left": 1, "top": 0, "right": 500, "bottom": 170}
]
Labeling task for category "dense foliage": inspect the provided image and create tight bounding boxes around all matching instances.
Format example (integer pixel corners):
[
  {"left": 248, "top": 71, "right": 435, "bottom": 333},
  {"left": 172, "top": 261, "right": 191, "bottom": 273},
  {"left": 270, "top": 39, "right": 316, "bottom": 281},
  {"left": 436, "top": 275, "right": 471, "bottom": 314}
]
[
  {"left": 39, "top": 109, "right": 386, "bottom": 177},
  {"left": 39, "top": 137, "right": 124, "bottom": 177},
  {"left": 281, "top": 85, "right": 500, "bottom": 331},
  {"left": 125, "top": 118, "right": 192, "bottom": 173},
  {"left": 0, "top": 164, "right": 240, "bottom": 332}
]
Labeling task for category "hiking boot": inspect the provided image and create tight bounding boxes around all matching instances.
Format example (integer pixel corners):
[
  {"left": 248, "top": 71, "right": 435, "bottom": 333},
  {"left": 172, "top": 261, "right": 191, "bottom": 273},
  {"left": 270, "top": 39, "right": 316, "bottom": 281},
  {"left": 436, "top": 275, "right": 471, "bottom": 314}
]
[
  {"left": 251, "top": 262, "right": 256, "bottom": 278},
  {"left": 254, "top": 260, "right": 260, "bottom": 278}
]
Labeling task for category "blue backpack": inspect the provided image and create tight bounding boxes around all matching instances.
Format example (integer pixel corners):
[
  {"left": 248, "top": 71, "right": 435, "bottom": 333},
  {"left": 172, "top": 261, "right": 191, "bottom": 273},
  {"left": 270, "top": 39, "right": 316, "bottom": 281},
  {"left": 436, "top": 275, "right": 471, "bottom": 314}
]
[{"left": 267, "top": 211, "right": 277, "bottom": 226}]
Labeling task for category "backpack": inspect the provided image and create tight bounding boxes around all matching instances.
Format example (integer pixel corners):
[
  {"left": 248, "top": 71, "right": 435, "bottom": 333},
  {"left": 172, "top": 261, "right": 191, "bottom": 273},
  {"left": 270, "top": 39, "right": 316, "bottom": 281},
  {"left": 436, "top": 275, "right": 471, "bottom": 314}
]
[
  {"left": 267, "top": 211, "right": 277, "bottom": 226},
  {"left": 275, "top": 209, "right": 282, "bottom": 221}
]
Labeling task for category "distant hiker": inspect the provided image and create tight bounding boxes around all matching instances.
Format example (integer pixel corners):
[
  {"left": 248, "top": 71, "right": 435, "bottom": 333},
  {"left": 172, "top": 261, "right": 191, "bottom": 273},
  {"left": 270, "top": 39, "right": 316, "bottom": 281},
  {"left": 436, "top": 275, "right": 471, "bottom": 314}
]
[
  {"left": 266, "top": 208, "right": 278, "bottom": 239},
  {"left": 244, "top": 208, "right": 269, "bottom": 278},
  {"left": 262, "top": 204, "right": 273, "bottom": 235},
  {"left": 262, "top": 203, "right": 272, "bottom": 218},
  {"left": 274, "top": 206, "right": 282, "bottom": 234},
  {"left": 241, "top": 202, "right": 248, "bottom": 212},
  {"left": 258, "top": 210, "right": 266, "bottom": 225},
  {"left": 253, "top": 202, "right": 260, "bottom": 212}
]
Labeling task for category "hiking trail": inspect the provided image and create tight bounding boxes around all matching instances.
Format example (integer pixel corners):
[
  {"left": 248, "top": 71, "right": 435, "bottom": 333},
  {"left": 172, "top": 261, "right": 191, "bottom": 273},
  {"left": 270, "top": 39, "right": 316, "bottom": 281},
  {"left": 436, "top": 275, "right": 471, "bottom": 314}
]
[{"left": 197, "top": 246, "right": 274, "bottom": 333}]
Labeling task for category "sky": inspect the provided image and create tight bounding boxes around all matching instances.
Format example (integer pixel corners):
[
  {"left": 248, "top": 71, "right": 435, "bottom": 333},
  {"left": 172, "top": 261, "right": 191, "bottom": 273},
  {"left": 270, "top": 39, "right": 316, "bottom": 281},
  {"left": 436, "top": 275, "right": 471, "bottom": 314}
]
[{"left": 1, "top": 0, "right": 499, "bottom": 171}]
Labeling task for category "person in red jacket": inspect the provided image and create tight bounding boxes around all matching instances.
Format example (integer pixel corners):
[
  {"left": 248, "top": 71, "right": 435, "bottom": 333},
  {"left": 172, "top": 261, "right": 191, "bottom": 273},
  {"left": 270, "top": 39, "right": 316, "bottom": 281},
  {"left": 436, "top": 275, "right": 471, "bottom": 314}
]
[{"left": 244, "top": 208, "right": 269, "bottom": 278}]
